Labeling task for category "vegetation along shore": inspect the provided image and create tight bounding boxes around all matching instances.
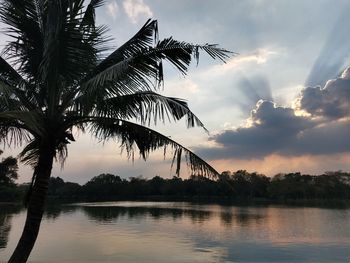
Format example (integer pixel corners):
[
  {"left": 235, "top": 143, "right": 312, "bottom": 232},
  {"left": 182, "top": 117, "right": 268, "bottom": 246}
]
[{"left": 2, "top": 170, "right": 350, "bottom": 207}]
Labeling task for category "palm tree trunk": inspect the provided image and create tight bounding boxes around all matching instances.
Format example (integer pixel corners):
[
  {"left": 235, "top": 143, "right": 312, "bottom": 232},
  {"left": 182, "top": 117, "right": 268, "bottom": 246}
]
[{"left": 8, "top": 147, "right": 55, "bottom": 263}]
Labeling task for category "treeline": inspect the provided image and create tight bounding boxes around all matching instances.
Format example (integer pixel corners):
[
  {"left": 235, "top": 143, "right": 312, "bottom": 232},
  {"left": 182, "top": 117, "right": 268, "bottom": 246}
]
[
  {"left": 42, "top": 170, "right": 350, "bottom": 202},
  {"left": 2, "top": 170, "right": 350, "bottom": 203}
]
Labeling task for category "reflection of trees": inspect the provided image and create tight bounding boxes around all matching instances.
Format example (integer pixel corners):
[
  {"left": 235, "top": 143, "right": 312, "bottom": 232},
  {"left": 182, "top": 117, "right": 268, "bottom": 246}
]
[
  {"left": 0, "top": 205, "right": 21, "bottom": 249},
  {"left": 45, "top": 205, "right": 78, "bottom": 220},
  {"left": 82, "top": 206, "right": 212, "bottom": 223},
  {"left": 188, "top": 210, "right": 211, "bottom": 224},
  {"left": 234, "top": 212, "right": 263, "bottom": 226},
  {"left": 220, "top": 211, "right": 233, "bottom": 226},
  {"left": 220, "top": 208, "right": 265, "bottom": 227},
  {"left": 82, "top": 205, "right": 268, "bottom": 227}
]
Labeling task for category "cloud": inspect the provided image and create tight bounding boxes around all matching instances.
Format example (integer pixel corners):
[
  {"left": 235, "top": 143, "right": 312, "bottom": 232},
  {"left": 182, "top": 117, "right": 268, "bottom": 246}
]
[
  {"left": 298, "top": 67, "right": 350, "bottom": 120},
  {"left": 123, "top": 0, "right": 153, "bottom": 24},
  {"left": 290, "top": 120, "right": 350, "bottom": 155},
  {"left": 196, "top": 67, "right": 350, "bottom": 160},
  {"left": 209, "top": 153, "right": 350, "bottom": 176},
  {"left": 106, "top": 1, "right": 119, "bottom": 20},
  {"left": 197, "top": 100, "right": 315, "bottom": 159},
  {"left": 208, "top": 48, "right": 277, "bottom": 76}
]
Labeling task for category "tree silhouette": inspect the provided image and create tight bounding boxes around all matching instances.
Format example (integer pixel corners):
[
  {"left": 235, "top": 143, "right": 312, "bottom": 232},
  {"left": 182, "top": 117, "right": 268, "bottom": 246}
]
[
  {"left": 0, "top": 150, "right": 18, "bottom": 187},
  {"left": 0, "top": 0, "right": 230, "bottom": 261}
]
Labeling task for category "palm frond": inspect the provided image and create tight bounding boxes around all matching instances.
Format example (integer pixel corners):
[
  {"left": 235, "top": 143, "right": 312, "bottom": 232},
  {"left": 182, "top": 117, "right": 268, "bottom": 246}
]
[
  {"left": 0, "top": 125, "right": 29, "bottom": 148},
  {"left": 92, "top": 91, "right": 207, "bottom": 131},
  {"left": 0, "top": 56, "right": 40, "bottom": 110},
  {"left": 81, "top": 37, "right": 232, "bottom": 96},
  {"left": 40, "top": 1, "right": 107, "bottom": 81},
  {"left": 81, "top": 55, "right": 152, "bottom": 96},
  {"left": 18, "top": 136, "right": 68, "bottom": 167},
  {"left": 88, "top": 117, "right": 219, "bottom": 178},
  {"left": 0, "top": 111, "right": 44, "bottom": 137},
  {"left": 0, "top": 55, "right": 24, "bottom": 85},
  {"left": 81, "top": 0, "right": 105, "bottom": 30},
  {"left": 32, "top": 0, "right": 108, "bottom": 115},
  {"left": 18, "top": 138, "right": 40, "bottom": 166},
  {"left": 88, "top": 19, "right": 158, "bottom": 76},
  {"left": 0, "top": 80, "right": 21, "bottom": 111},
  {"left": 0, "top": 0, "right": 44, "bottom": 79},
  {"left": 0, "top": 112, "right": 31, "bottom": 148},
  {"left": 78, "top": 19, "right": 158, "bottom": 98}
]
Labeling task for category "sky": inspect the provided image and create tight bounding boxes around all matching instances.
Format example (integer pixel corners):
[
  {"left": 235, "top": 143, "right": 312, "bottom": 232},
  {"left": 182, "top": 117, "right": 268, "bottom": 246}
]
[{"left": 2, "top": 0, "right": 350, "bottom": 183}]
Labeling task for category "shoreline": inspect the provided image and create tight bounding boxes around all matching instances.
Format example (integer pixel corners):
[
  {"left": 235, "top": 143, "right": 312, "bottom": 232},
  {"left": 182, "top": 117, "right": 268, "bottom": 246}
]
[
  {"left": 3, "top": 197, "right": 350, "bottom": 208},
  {"left": 47, "top": 196, "right": 350, "bottom": 208}
]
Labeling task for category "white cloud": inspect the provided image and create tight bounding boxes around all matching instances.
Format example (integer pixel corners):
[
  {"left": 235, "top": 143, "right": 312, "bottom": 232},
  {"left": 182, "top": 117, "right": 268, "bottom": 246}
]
[
  {"left": 206, "top": 48, "right": 278, "bottom": 77},
  {"left": 106, "top": 1, "right": 119, "bottom": 20},
  {"left": 123, "top": 0, "right": 153, "bottom": 24},
  {"left": 165, "top": 79, "right": 199, "bottom": 96}
]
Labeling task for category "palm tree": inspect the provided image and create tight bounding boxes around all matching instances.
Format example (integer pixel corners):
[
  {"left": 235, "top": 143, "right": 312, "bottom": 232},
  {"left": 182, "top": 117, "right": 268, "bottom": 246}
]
[{"left": 0, "top": 0, "right": 231, "bottom": 262}]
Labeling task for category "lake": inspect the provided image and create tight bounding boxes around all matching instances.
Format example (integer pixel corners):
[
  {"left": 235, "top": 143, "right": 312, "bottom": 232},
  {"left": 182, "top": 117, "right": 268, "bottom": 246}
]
[{"left": 1, "top": 202, "right": 350, "bottom": 262}]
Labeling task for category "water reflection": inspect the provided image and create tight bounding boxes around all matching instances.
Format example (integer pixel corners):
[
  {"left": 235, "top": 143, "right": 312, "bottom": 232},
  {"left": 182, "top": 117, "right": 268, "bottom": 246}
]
[
  {"left": 80, "top": 203, "right": 268, "bottom": 228},
  {"left": 1, "top": 202, "right": 350, "bottom": 262},
  {"left": 0, "top": 205, "right": 21, "bottom": 249},
  {"left": 82, "top": 205, "right": 212, "bottom": 224},
  {"left": 45, "top": 204, "right": 77, "bottom": 220},
  {"left": 230, "top": 207, "right": 265, "bottom": 226}
]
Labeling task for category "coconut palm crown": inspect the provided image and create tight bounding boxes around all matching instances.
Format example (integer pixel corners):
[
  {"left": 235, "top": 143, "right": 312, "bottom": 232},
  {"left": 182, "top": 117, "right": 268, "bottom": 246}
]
[{"left": 0, "top": 0, "right": 231, "bottom": 262}]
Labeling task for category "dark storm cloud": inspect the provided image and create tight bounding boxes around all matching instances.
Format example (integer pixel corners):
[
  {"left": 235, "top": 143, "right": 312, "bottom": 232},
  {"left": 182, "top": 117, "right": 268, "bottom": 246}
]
[
  {"left": 305, "top": 12, "right": 350, "bottom": 87},
  {"left": 300, "top": 67, "right": 350, "bottom": 119},
  {"left": 196, "top": 100, "right": 315, "bottom": 159},
  {"left": 196, "top": 68, "right": 350, "bottom": 160},
  {"left": 290, "top": 121, "right": 350, "bottom": 155}
]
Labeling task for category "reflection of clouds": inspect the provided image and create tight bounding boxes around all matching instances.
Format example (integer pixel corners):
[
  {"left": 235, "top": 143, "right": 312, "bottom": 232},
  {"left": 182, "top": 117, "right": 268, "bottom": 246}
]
[
  {"left": 265, "top": 206, "right": 350, "bottom": 245},
  {"left": 2, "top": 203, "right": 350, "bottom": 262}
]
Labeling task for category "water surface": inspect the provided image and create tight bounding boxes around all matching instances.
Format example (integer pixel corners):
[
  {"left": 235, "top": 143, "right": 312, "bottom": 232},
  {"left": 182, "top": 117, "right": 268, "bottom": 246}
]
[{"left": 1, "top": 202, "right": 350, "bottom": 262}]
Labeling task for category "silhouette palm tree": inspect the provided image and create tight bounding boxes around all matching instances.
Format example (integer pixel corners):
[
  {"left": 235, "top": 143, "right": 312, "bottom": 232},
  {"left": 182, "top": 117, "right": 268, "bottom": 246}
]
[{"left": 0, "top": 0, "right": 231, "bottom": 261}]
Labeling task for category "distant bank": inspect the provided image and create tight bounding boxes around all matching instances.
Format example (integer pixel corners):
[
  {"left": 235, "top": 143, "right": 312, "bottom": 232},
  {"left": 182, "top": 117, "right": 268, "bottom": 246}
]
[{"left": 2, "top": 170, "right": 350, "bottom": 207}]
